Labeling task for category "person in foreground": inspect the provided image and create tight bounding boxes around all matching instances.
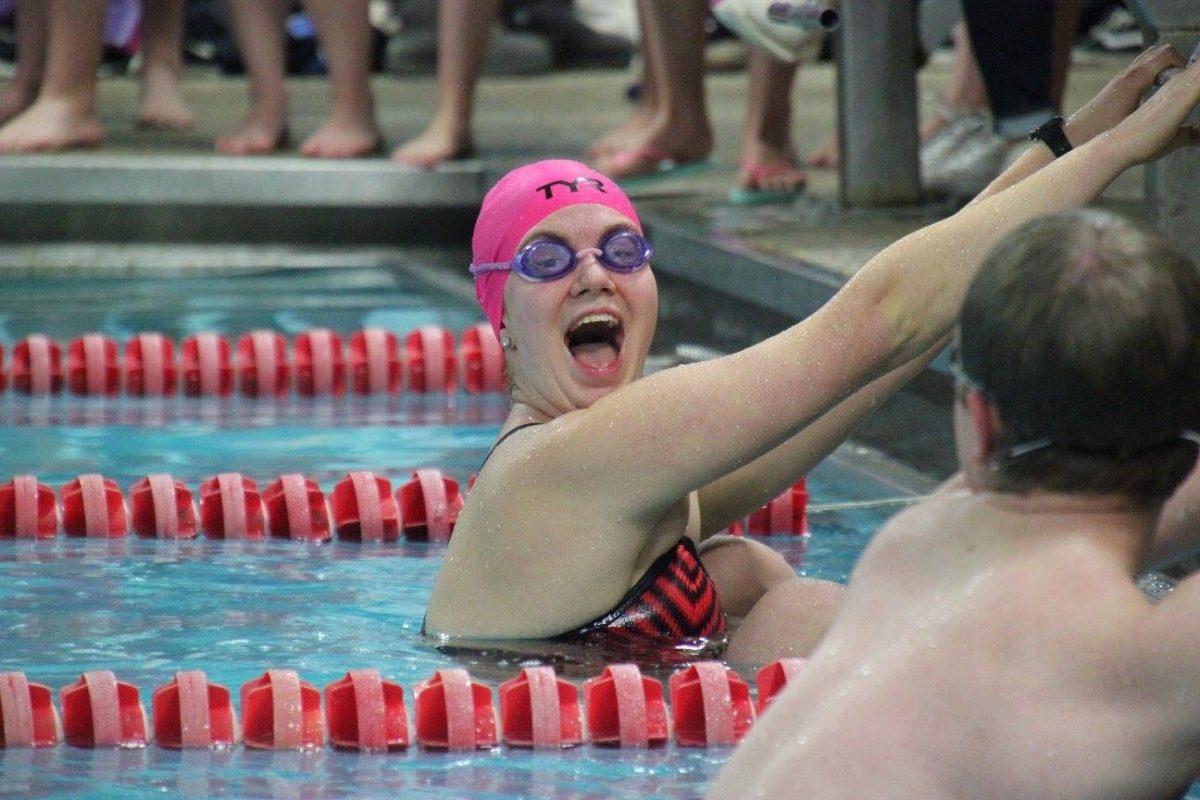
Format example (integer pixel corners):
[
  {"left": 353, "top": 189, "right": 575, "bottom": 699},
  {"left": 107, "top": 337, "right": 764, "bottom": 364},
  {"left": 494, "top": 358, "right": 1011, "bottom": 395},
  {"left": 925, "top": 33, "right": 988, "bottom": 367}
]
[
  {"left": 707, "top": 208, "right": 1200, "bottom": 800},
  {"left": 425, "top": 46, "right": 1200, "bottom": 663}
]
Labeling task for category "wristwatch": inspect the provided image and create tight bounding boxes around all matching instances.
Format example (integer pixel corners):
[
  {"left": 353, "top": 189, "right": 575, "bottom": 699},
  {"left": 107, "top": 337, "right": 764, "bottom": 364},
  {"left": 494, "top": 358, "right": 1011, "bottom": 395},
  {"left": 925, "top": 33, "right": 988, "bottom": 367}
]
[{"left": 1028, "top": 115, "right": 1073, "bottom": 157}]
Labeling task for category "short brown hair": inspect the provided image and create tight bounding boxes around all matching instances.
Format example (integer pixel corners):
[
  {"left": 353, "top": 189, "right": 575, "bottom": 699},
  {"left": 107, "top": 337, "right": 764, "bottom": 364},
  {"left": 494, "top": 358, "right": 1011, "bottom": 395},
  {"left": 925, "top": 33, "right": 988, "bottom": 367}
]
[{"left": 958, "top": 210, "right": 1200, "bottom": 503}]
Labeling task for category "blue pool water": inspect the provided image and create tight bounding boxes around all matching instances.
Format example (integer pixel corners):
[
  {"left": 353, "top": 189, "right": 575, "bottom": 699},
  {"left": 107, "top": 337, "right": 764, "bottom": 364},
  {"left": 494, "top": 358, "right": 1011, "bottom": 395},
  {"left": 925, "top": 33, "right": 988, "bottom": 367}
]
[{"left": 0, "top": 267, "right": 923, "bottom": 799}]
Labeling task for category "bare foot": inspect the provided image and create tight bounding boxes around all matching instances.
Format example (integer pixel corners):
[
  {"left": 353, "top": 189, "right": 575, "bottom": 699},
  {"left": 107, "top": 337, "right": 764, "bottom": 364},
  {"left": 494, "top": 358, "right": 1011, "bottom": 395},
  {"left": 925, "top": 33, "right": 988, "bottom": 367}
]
[
  {"left": 299, "top": 115, "right": 382, "bottom": 159},
  {"left": 585, "top": 107, "right": 655, "bottom": 162},
  {"left": 216, "top": 107, "right": 289, "bottom": 155},
  {"left": 0, "top": 86, "right": 37, "bottom": 127},
  {"left": 392, "top": 120, "right": 473, "bottom": 169},
  {"left": 137, "top": 68, "right": 194, "bottom": 131},
  {"left": 738, "top": 139, "right": 806, "bottom": 192},
  {"left": 0, "top": 98, "right": 104, "bottom": 153},
  {"left": 592, "top": 118, "right": 713, "bottom": 180}
]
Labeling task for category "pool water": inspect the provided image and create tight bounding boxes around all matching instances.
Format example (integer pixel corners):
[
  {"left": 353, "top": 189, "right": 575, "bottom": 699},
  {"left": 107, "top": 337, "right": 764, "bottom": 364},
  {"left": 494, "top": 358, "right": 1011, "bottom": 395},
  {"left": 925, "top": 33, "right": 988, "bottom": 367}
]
[{"left": 0, "top": 266, "right": 924, "bottom": 799}]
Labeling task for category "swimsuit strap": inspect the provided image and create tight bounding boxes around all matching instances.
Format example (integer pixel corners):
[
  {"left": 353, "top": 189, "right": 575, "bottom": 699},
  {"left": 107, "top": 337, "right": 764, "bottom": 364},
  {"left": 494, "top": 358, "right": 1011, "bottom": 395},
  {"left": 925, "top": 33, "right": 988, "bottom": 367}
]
[{"left": 478, "top": 422, "right": 544, "bottom": 470}]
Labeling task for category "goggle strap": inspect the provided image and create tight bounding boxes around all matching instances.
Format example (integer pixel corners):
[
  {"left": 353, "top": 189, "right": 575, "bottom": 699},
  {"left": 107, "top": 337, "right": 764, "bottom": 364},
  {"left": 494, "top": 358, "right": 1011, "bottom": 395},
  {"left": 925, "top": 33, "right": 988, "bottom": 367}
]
[{"left": 468, "top": 262, "right": 512, "bottom": 276}]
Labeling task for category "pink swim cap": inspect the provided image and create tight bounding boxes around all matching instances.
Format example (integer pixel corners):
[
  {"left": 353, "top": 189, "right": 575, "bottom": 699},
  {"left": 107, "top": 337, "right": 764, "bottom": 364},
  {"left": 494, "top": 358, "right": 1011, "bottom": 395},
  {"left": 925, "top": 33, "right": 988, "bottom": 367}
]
[{"left": 471, "top": 159, "right": 642, "bottom": 338}]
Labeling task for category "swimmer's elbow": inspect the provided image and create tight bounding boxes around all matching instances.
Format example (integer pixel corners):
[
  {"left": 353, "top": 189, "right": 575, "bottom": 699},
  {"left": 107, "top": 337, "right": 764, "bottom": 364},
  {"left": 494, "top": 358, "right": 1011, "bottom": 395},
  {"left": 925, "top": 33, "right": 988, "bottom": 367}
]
[{"left": 844, "top": 268, "right": 923, "bottom": 372}]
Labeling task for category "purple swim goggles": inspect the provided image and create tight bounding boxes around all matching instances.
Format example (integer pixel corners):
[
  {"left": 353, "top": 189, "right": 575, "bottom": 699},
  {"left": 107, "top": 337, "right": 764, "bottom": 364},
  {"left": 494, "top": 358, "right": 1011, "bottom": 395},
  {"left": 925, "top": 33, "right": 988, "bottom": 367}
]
[{"left": 470, "top": 230, "right": 653, "bottom": 283}]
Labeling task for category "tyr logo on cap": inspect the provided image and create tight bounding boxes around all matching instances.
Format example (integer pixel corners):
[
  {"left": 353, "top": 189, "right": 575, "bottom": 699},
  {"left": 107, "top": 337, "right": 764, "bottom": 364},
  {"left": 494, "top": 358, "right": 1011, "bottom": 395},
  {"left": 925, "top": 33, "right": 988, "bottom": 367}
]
[{"left": 535, "top": 177, "right": 608, "bottom": 200}]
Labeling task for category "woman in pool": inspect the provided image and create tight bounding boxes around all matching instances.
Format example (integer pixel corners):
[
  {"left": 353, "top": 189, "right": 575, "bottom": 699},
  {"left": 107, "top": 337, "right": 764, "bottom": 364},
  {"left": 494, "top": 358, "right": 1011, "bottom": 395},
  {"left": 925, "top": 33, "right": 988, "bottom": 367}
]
[{"left": 426, "top": 46, "right": 1200, "bottom": 662}]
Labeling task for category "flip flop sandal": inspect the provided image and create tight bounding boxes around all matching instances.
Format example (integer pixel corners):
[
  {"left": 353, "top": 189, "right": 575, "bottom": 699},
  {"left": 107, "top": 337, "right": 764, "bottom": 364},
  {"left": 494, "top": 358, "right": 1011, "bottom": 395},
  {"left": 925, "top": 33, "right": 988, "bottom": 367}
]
[
  {"left": 602, "top": 147, "right": 713, "bottom": 185},
  {"left": 728, "top": 161, "right": 808, "bottom": 205}
]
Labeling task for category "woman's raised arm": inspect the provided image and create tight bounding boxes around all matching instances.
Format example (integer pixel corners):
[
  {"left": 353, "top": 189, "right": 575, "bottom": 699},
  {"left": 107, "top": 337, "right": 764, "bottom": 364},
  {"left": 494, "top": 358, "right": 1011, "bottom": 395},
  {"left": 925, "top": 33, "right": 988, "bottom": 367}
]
[{"left": 524, "top": 51, "right": 1200, "bottom": 517}]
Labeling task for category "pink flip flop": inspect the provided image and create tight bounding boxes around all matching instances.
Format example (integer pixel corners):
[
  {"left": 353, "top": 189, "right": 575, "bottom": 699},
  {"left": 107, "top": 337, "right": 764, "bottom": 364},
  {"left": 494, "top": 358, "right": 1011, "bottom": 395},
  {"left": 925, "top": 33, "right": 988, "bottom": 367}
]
[{"left": 729, "top": 160, "right": 808, "bottom": 205}]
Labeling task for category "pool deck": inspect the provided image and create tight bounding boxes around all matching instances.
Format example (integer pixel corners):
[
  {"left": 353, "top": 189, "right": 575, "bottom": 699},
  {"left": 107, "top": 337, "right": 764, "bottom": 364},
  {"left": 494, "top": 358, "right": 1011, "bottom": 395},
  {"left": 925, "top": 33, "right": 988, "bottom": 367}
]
[{"left": 0, "top": 50, "right": 1137, "bottom": 261}]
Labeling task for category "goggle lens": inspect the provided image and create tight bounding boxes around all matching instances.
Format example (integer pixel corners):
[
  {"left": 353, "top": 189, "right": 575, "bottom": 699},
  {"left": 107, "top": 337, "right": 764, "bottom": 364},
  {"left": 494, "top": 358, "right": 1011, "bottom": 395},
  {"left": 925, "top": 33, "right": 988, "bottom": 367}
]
[
  {"left": 601, "top": 230, "right": 650, "bottom": 271},
  {"left": 522, "top": 240, "right": 574, "bottom": 279}
]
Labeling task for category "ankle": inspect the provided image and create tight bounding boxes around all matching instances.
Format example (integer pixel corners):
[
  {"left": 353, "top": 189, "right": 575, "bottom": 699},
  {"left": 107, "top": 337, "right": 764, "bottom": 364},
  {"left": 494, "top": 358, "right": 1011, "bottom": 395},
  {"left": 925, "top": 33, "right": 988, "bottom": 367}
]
[{"left": 34, "top": 90, "right": 97, "bottom": 116}]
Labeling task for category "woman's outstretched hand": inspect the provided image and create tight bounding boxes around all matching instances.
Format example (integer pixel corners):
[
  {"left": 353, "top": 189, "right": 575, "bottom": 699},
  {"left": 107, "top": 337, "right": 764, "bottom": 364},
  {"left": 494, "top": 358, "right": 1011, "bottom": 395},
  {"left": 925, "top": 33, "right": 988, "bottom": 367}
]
[
  {"left": 1066, "top": 45, "right": 1187, "bottom": 146},
  {"left": 1103, "top": 48, "right": 1200, "bottom": 165}
]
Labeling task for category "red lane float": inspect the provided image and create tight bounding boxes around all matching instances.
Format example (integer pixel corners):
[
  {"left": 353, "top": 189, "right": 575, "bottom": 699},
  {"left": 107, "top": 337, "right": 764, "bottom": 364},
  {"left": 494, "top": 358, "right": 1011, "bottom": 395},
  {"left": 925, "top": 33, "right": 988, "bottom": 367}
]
[
  {"left": 60, "top": 671, "right": 147, "bottom": 748},
  {"left": 181, "top": 334, "right": 234, "bottom": 397},
  {"left": 0, "top": 344, "right": 6, "bottom": 394},
  {"left": 152, "top": 671, "right": 236, "bottom": 749},
  {"left": 755, "top": 658, "right": 806, "bottom": 714},
  {"left": 413, "top": 668, "right": 496, "bottom": 750},
  {"left": 240, "top": 670, "right": 324, "bottom": 750},
  {"left": 348, "top": 328, "right": 401, "bottom": 395},
  {"left": 582, "top": 663, "right": 668, "bottom": 748},
  {"left": 12, "top": 335, "right": 64, "bottom": 395},
  {"left": 330, "top": 472, "right": 399, "bottom": 542},
  {"left": 263, "top": 475, "right": 330, "bottom": 542},
  {"left": 61, "top": 474, "right": 128, "bottom": 538},
  {"left": 294, "top": 329, "right": 345, "bottom": 397},
  {"left": 499, "top": 666, "right": 583, "bottom": 749},
  {"left": 66, "top": 334, "right": 120, "bottom": 397},
  {"left": 325, "top": 669, "right": 409, "bottom": 752},
  {"left": 199, "top": 473, "right": 265, "bottom": 539},
  {"left": 236, "top": 331, "right": 289, "bottom": 398},
  {"left": 129, "top": 475, "right": 198, "bottom": 539},
  {"left": 397, "top": 469, "right": 463, "bottom": 541},
  {"left": 0, "top": 476, "right": 58, "bottom": 539},
  {"left": 668, "top": 662, "right": 755, "bottom": 747},
  {"left": 457, "top": 324, "right": 505, "bottom": 394},
  {"left": 404, "top": 326, "right": 456, "bottom": 393},
  {"left": 747, "top": 479, "right": 809, "bottom": 536},
  {"left": 124, "top": 333, "right": 177, "bottom": 397},
  {"left": 0, "top": 672, "right": 59, "bottom": 748}
]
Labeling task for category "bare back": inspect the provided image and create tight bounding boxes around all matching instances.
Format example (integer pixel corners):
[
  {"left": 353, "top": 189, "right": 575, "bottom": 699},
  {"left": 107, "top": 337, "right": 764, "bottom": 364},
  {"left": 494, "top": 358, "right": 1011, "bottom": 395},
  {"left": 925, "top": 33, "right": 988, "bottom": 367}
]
[{"left": 709, "top": 489, "right": 1200, "bottom": 800}]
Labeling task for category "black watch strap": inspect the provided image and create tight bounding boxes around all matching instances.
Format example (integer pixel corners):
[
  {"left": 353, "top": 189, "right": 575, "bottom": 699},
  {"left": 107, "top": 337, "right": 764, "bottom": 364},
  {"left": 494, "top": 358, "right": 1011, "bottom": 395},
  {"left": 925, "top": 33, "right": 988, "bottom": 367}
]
[{"left": 1029, "top": 115, "right": 1072, "bottom": 157}]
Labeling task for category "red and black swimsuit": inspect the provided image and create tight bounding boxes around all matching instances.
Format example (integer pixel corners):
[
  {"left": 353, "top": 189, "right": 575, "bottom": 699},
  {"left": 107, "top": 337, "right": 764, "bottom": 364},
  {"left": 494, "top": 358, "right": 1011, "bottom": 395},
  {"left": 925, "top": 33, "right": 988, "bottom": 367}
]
[{"left": 554, "top": 536, "right": 727, "bottom": 648}]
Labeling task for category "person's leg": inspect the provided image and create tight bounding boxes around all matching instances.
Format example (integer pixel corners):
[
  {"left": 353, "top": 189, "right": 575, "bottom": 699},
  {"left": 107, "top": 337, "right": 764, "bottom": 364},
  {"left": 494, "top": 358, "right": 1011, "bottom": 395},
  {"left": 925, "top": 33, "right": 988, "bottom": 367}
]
[
  {"left": 137, "top": 0, "right": 194, "bottom": 130},
  {"left": 925, "top": 21, "right": 988, "bottom": 138},
  {"left": 0, "top": 0, "right": 48, "bottom": 125},
  {"left": 216, "top": 0, "right": 290, "bottom": 155},
  {"left": 585, "top": 0, "right": 660, "bottom": 161},
  {"left": 0, "top": 0, "right": 105, "bottom": 153},
  {"left": 1048, "top": 0, "right": 1079, "bottom": 113},
  {"left": 392, "top": 0, "right": 500, "bottom": 167},
  {"left": 736, "top": 48, "right": 806, "bottom": 194},
  {"left": 298, "top": 0, "right": 380, "bottom": 158},
  {"left": 724, "top": 576, "right": 843, "bottom": 664},
  {"left": 594, "top": 0, "right": 711, "bottom": 178},
  {"left": 960, "top": 0, "right": 1056, "bottom": 139}
]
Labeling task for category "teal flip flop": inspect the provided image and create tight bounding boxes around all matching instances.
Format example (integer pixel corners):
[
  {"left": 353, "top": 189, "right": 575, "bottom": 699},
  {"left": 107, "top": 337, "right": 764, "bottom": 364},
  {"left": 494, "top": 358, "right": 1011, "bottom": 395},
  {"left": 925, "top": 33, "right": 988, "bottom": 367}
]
[
  {"left": 727, "top": 161, "right": 808, "bottom": 206},
  {"left": 605, "top": 148, "right": 714, "bottom": 187}
]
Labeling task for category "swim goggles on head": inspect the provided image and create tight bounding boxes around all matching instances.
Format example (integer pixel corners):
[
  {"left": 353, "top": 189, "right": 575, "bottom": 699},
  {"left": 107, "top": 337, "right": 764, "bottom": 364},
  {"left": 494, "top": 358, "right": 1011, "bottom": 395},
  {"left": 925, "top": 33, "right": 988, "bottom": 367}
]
[
  {"left": 948, "top": 343, "right": 1200, "bottom": 460},
  {"left": 470, "top": 230, "right": 654, "bottom": 283}
]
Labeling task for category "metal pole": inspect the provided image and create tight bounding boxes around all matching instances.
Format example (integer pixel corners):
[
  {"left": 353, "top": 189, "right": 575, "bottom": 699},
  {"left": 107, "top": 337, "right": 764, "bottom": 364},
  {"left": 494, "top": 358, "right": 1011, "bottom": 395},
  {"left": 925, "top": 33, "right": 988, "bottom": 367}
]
[
  {"left": 1140, "top": 0, "right": 1200, "bottom": 257},
  {"left": 837, "top": 0, "right": 922, "bottom": 206}
]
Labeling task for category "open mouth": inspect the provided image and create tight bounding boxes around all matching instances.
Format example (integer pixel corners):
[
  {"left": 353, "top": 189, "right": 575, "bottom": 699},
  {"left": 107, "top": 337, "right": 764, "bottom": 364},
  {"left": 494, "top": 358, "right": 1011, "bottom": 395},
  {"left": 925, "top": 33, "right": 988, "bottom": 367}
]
[{"left": 565, "top": 312, "right": 625, "bottom": 374}]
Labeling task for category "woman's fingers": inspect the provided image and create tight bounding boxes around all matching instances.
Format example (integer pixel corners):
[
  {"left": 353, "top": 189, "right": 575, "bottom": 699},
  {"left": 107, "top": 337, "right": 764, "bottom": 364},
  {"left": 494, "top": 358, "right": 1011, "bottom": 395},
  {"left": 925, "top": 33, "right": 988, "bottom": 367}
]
[
  {"left": 1068, "top": 46, "right": 1184, "bottom": 145},
  {"left": 1118, "top": 57, "right": 1200, "bottom": 163}
]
